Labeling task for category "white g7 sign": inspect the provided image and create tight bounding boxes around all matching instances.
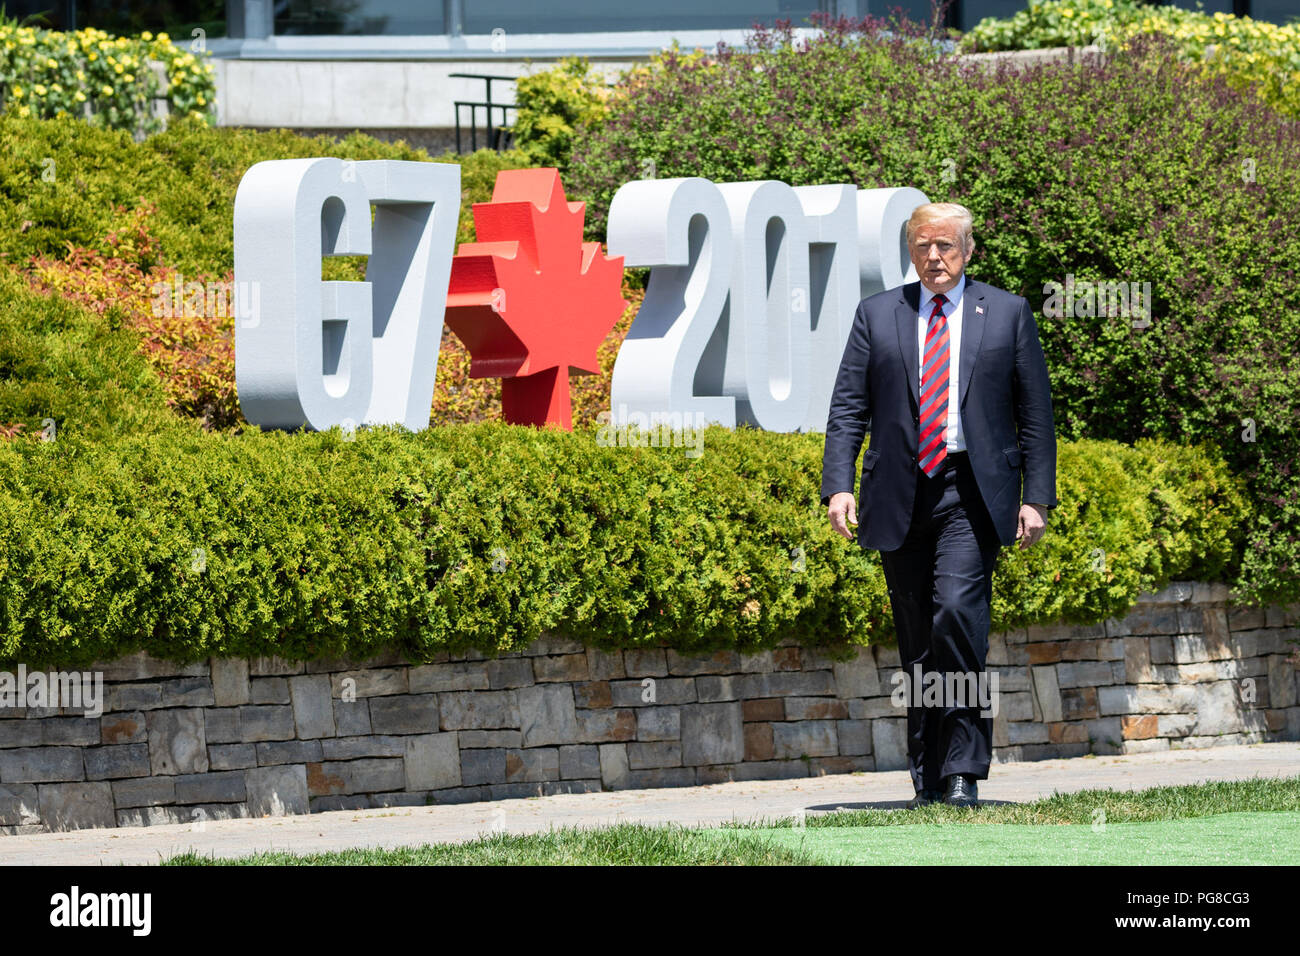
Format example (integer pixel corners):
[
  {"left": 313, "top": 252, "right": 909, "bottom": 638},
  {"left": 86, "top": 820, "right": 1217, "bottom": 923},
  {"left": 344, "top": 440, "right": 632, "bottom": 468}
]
[
  {"left": 606, "top": 178, "right": 927, "bottom": 433},
  {"left": 233, "top": 158, "right": 461, "bottom": 432}
]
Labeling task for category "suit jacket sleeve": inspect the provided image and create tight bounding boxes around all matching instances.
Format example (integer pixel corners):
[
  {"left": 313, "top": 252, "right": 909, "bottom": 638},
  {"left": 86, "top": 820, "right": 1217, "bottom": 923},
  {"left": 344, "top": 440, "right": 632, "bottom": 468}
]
[
  {"left": 1014, "top": 297, "right": 1059, "bottom": 510},
  {"left": 820, "top": 300, "right": 871, "bottom": 508}
]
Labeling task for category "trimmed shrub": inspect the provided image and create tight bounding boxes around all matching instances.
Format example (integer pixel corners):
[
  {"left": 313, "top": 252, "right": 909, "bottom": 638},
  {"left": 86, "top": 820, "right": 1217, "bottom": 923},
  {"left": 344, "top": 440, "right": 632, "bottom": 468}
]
[{"left": 0, "top": 420, "right": 1250, "bottom": 668}]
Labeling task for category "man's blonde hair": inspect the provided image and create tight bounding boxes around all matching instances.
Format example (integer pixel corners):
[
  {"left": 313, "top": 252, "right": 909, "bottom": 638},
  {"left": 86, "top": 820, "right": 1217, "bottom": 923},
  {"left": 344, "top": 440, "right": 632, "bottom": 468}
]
[{"left": 906, "top": 202, "right": 975, "bottom": 252}]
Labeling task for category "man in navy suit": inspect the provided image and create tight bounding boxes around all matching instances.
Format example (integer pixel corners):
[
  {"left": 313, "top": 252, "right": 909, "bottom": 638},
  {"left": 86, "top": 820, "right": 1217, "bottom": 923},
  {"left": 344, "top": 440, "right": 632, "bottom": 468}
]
[{"left": 821, "top": 202, "right": 1058, "bottom": 808}]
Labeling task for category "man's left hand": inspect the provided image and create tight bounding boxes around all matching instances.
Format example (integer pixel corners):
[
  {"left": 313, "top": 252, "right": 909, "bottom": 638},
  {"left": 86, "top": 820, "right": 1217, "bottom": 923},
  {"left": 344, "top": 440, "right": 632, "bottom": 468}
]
[{"left": 1016, "top": 503, "right": 1048, "bottom": 549}]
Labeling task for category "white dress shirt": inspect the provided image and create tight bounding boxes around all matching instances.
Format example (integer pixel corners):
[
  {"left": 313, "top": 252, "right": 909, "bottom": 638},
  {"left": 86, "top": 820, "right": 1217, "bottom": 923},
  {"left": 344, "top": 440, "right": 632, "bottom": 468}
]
[{"left": 918, "top": 276, "right": 966, "bottom": 453}]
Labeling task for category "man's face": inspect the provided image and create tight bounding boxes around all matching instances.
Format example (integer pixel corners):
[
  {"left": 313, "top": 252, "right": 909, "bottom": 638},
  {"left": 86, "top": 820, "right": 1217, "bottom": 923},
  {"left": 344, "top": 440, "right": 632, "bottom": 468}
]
[{"left": 909, "top": 219, "right": 973, "bottom": 295}]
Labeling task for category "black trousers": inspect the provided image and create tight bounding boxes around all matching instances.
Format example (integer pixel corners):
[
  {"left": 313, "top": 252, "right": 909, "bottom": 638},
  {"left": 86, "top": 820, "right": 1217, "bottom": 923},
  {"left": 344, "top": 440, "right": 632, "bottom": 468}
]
[{"left": 878, "top": 450, "right": 1002, "bottom": 792}]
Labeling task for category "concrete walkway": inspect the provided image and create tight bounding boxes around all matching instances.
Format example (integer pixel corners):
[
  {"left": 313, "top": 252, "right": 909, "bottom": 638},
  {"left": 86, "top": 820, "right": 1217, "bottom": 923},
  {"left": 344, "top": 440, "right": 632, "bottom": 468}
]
[{"left": 2, "top": 742, "right": 1297, "bottom": 865}]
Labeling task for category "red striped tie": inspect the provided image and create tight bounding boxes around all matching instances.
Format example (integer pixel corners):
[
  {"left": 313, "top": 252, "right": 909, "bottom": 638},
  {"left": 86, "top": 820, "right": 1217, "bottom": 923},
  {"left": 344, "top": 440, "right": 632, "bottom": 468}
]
[{"left": 919, "top": 292, "right": 949, "bottom": 476}]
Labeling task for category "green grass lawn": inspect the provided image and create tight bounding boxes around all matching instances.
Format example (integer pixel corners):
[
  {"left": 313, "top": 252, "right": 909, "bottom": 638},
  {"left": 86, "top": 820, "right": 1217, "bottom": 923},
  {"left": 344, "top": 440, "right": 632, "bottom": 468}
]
[{"left": 164, "top": 775, "right": 1300, "bottom": 866}]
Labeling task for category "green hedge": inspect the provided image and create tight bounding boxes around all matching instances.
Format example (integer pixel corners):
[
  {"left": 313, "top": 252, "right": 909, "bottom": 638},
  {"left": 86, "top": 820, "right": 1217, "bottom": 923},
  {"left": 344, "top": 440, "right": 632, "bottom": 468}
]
[
  {"left": 0, "top": 419, "right": 1251, "bottom": 667},
  {"left": 0, "top": 114, "right": 533, "bottom": 278}
]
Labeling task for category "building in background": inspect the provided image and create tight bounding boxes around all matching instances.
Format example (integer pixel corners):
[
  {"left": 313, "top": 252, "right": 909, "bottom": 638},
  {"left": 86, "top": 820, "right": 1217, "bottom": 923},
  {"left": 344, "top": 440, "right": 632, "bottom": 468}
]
[{"left": 6, "top": 1, "right": 1297, "bottom": 151}]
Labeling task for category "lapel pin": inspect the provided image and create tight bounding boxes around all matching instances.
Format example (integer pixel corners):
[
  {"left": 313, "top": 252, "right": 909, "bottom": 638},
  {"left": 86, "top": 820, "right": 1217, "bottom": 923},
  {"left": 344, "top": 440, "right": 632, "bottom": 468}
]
[{"left": 975, "top": 305, "right": 984, "bottom": 314}]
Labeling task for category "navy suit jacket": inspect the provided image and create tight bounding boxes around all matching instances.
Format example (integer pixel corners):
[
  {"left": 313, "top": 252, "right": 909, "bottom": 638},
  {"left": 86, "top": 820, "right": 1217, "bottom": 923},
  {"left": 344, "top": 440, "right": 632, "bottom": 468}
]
[{"left": 820, "top": 275, "right": 1058, "bottom": 552}]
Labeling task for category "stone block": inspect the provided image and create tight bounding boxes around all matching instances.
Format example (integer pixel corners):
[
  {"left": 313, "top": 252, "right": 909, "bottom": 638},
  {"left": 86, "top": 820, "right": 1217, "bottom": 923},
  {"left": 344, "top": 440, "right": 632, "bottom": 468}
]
[
  {"left": 517, "top": 685, "right": 578, "bottom": 746},
  {"left": 680, "top": 702, "right": 744, "bottom": 765},
  {"left": 290, "top": 674, "right": 337, "bottom": 739},
  {"left": 533, "top": 654, "right": 589, "bottom": 682},
  {"left": 333, "top": 698, "right": 371, "bottom": 736},
  {"left": 871, "top": 718, "right": 907, "bottom": 770},
  {"left": 110, "top": 776, "right": 176, "bottom": 809},
  {"left": 1268, "top": 655, "right": 1298, "bottom": 709},
  {"left": 249, "top": 656, "right": 304, "bottom": 676},
  {"left": 609, "top": 677, "right": 697, "bottom": 706},
  {"left": 505, "top": 747, "right": 560, "bottom": 781},
  {"left": 573, "top": 681, "right": 612, "bottom": 709},
  {"left": 405, "top": 733, "right": 460, "bottom": 790},
  {"left": 575, "top": 709, "right": 636, "bottom": 743},
  {"left": 257, "top": 740, "right": 324, "bottom": 765},
  {"left": 585, "top": 648, "right": 626, "bottom": 680},
  {"left": 832, "top": 652, "right": 881, "bottom": 698},
  {"left": 666, "top": 648, "right": 742, "bottom": 676},
  {"left": 694, "top": 675, "right": 739, "bottom": 702},
  {"left": 744, "top": 723, "right": 774, "bottom": 761},
  {"left": 208, "top": 743, "right": 257, "bottom": 771},
  {"left": 627, "top": 741, "right": 682, "bottom": 770},
  {"left": 772, "top": 720, "right": 837, "bottom": 760},
  {"left": 160, "top": 677, "right": 215, "bottom": 708},
  {"left": 457, "top": 729, "right": 522, "bottom": 749},
  {"left": 368, "top": 694, "right": 440, "bottom": 735},
  {"left": 784, "top": 697, "right": 849, "bottom": 720},
  {"left": 38, "top": 782, "right": 115, "bottom": 830},
  {"left": 249, "top": 677, "right": 289, "bottom": 705},
  {"left": 559, "top": 744, "right": 600, "bottom": 779},
  {"left": 409, "top": 662, "right": 490, "bottom": 693},
  {"left": 623, "top": 648, "right": 667, "bottom": 677},
  {"left": 146, "top": 709, "right": 207, "bottom": 775},
  {"left": 1030, "top": 665, "right": 1063, "bottom": 722},
  {"left": 246, "top": 764, "right": 309, "bottom": 816},
  {"left": 203, "top": 708, "right": 241, "bottom": 744},
  {"left": 485, "top": 658, "right": 534, "bottom": 689},
  {"left": 174, "top": 770, "right": 246, "bottom": 804},
  {"left": 459, "top": 748, "right": 506, "bottom": 786},
  {"left": 95, "top": 652, "right": 208, "bottom": 682},
  {"left": 237, "top": 705, "right": 296, "bottom": 742},
  {"left": 636, "top": 706, "right": 681, "bottom": 741},
  {"left": 100, "top": 712, "right": 146, "bottom": 746},
  {"left": 436, "top": 691, "right": 516, "bottom": 731},
  {"left": 835, "top": 719, "right": 872, "bottom": 756},
  {"left": 598, "top": 743, "right": 630, "bottom": 788},
  {"left": 0, "top": 784, "right": 39, "bottom": 826},
  {"left": 321, "top": 735, "right": 406, "bottom": 759},
  {"left": 210, "top": 657, "right": 250, "bottom": 707},
  {"left": 84, "top": 744, "right": 150, "bottom": 780},
  {"left": 331, "top": 668, "right": 409, "bottom": 698}
]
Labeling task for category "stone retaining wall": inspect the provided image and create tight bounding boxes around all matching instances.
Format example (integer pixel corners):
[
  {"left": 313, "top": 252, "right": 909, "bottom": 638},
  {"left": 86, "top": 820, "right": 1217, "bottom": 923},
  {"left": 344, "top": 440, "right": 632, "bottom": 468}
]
[{"left": 2, "top": 580, "right": 1297, "bottom": 833}]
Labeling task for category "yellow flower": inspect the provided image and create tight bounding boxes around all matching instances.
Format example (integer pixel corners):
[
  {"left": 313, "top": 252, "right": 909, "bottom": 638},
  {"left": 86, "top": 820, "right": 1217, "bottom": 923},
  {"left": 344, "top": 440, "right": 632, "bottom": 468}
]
[
  {"left": 197, "top": 94, "right": 206, "bottom": 105},
  {"left": 46, "top": 57, "right": 57, "bottom": 68},
  {"left": 10, "top": 86, "right": 21, "bottom": 98},
  {"left": 17, "top": 105, "right": 29, "bottom": 117},
  {"left": 87, "top": 51, "right": 97, "bottom": 61},
  {"left": 33, "top": 83, "right": 46, "bottom": 95},
  {"left": 74, "top": 90, "right": 85, "bottom": 102},
  {"left": 142, "top": 31, "right": 153, "bottom": 41},
  {"left": 114, "top": 63, "right": 123, "bottom": 74},
  {"left": 100, "top": 84, "right": 114, "bottom": 96}
]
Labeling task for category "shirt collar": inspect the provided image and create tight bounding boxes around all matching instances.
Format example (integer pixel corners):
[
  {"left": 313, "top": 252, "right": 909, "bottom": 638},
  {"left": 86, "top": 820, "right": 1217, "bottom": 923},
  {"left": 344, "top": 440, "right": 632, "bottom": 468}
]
[{"left": 920, "top": 272, "right": 965, "bottom": 313}]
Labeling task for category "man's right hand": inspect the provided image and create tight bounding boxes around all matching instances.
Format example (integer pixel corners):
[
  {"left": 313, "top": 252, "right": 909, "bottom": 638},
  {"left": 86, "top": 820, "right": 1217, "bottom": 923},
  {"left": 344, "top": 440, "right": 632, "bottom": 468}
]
[{"left": 827, "top": 492, "right": 858, "bottom": 541}]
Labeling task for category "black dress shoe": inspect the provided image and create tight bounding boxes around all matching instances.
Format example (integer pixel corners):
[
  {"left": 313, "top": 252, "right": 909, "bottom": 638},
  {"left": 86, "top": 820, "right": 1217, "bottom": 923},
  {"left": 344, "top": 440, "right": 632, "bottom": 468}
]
[
  {"left": 942, "top": 774, "right": 979, "bottom": 807},
  {"left": 906, "top": 788, "right": 944, "bottom": 809}
]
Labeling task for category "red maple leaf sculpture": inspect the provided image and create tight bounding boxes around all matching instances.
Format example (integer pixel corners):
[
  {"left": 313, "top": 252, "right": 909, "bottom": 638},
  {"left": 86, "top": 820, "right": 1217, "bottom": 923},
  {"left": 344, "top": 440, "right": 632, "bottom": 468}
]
[{"left": 444, "top": 168, "right": 627, "bottom": 430}]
